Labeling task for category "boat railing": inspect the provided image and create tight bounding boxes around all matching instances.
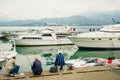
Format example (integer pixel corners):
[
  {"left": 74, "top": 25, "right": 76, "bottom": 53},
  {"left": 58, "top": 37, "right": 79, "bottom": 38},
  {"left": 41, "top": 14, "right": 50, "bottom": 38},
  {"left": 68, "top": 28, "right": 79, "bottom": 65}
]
[{"left": 9, "top": 39, "right": 16, "bottom": 52}]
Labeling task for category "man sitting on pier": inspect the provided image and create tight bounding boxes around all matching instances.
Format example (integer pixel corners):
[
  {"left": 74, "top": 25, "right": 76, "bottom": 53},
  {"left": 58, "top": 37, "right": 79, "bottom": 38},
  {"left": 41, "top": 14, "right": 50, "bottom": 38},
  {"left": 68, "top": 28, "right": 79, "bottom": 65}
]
[
  {"left": 31, "top": 57, "right": 43, "bottom": 75},
  {"left": 6, "top": 56, "right": 20, "bottom": 77}
]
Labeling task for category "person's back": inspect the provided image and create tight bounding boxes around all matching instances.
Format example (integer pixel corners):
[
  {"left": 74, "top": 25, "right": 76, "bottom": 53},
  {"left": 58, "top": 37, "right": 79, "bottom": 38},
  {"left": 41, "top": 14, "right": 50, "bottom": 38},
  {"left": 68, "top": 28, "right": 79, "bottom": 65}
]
[
  {"left": 6, "top": 58, "right": 16, "bottom": 74},
  {"left": 55, "top": 53, "right": 65, "bottom": 70},
  {"left": 6, "top": 56, "right": 20, "bottom": 76},
  {"left": 31, "top": 57, "right": 43, "bottom": 75}
]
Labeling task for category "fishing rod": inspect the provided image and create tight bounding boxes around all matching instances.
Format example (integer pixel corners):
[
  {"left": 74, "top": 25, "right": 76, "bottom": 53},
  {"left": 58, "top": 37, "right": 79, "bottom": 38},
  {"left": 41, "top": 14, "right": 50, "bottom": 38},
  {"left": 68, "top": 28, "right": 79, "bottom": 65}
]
[{"left": 26, "top": 55, "right": 32, "bottom": 66}]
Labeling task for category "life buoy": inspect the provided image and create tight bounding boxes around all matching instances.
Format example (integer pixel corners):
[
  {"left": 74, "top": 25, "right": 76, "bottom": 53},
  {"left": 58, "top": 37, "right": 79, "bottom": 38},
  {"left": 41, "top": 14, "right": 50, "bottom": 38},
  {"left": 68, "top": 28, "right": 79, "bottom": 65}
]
[{"left": 108, "top": 60, "right": 112, "bottom": 64}]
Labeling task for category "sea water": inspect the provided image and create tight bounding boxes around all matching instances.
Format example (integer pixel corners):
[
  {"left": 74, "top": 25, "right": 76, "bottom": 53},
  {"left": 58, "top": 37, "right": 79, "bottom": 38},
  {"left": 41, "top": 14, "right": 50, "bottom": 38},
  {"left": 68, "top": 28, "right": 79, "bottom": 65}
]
[
  {"left": 1, "top": 45, "right": 120, "bottom": 74},
  {"left": 0, "top": 45, "right": 78, "bottom": 74}
]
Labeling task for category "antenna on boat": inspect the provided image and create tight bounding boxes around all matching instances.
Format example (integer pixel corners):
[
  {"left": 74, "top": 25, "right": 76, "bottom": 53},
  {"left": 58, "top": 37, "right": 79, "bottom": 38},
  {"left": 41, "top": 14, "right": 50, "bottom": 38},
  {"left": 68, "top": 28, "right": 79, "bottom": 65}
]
[{"left": 13, "top": 39, "right": 16, "bottom": 51}]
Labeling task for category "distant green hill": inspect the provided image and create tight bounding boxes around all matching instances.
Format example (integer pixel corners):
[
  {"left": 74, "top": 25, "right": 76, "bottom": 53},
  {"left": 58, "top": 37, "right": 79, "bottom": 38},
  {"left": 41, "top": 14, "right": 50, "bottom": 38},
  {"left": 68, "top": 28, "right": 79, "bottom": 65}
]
[{"left": 0, "top": 11, "right": 120, "bottom": 26}]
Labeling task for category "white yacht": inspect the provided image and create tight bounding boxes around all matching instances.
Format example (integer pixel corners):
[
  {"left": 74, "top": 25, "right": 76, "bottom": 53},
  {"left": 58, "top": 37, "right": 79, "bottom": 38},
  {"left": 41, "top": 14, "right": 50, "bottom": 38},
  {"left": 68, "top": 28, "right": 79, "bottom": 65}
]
[
  {"left": 9, "top": 30, "right": 74, "bottom": 46},
  {"left": 68, "top": 24, "right": 120, "bottom": 49},
  {"left": 0, "top": 40, "right": 17, "bottom": 69}
]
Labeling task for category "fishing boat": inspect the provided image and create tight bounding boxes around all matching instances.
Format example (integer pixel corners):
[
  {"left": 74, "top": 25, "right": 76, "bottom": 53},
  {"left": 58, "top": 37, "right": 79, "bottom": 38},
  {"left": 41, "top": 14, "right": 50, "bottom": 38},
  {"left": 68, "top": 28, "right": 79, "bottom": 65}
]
[
  {"left": 68, "top": 24, "right": 120, "bottom": 49},
  {"left": 66, "top": 57, "right": 120, "bottom": 68},
  {"left": 0, "top": 40, "right": 17, "bottom": 70},
  {"left": 8, "top": 30, "right": 74, "bottom": 46},
  {"left": 65, "top": 57, "right": 107, "bottom": 68}
]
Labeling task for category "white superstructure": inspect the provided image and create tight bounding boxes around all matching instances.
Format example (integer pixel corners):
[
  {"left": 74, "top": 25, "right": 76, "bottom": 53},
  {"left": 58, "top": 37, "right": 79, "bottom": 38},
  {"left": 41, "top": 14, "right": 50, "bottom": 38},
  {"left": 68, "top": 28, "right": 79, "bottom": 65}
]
[
  {"left": 8, "top": 30, "right": 73, "bottom": 46},
  {"left": 68, "top": 24, "right": 120, "bottom": 49}
]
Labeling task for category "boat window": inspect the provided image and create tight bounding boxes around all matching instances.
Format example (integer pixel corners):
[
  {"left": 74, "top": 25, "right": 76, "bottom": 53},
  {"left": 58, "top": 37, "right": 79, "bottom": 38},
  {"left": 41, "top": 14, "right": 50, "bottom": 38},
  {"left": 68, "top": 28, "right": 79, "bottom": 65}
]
[
  {"left": 23, "top": 37, "right": 27, "bottom": 39},
  {"left": 22, "top": 37, "right": 42, "bottom": 39},
  {"left": 28, "top": 37, "right": 32, "bottom": 39},
  {"left": 98, "top": 38, "right": 101, "bottom": 40},
  {"left": 33, "top": 37, "right": 42, "bottom": 39},
  {"left": 41, "top": 33, "right": 52, "bottom": 36},
  {"left": 92, "top": 38, "right": 95, "bottom": 40},
  {"left": 38, "top": 37, "right": 42, "bottom": 39},
  {"left": 109, "top": 38, "right": 112, "bottom": 40}
]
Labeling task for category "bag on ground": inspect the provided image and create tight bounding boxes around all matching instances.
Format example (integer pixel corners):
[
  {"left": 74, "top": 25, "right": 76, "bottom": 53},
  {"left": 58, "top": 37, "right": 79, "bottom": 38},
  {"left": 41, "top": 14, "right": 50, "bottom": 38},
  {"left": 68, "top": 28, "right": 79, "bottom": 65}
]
[{"left": 49, "top": 66, "right": 58, "bottom": 73}]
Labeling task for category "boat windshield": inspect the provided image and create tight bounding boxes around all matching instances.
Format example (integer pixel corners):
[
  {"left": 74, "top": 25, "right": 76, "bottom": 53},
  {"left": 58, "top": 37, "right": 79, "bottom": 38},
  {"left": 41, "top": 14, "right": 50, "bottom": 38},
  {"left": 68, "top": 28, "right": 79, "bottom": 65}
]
[
  {"left": 41, "top": 33, "right": 52, "bottom": 36},
  {"left": 83, "top": 58, "right": 98, "bottom": 61}
]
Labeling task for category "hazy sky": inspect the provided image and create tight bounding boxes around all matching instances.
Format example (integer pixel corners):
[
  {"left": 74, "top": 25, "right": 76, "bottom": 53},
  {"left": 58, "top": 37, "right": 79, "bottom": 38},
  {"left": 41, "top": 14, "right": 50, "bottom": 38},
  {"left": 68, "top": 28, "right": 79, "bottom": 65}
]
[{"left": 0, "top": 0, "right": 120, "bottom": 20}]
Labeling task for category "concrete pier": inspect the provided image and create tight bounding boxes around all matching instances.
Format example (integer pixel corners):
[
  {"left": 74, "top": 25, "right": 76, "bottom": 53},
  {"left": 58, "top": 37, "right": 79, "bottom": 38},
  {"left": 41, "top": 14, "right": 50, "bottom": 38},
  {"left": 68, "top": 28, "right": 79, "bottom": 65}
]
[{"left": 0, "top": 65, "right": 120, "bottom": 80}]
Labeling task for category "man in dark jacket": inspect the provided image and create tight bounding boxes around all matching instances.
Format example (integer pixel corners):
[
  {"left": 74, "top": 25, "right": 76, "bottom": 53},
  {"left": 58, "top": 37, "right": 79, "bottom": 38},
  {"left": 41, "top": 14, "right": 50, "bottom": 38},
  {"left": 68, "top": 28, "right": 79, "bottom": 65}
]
[
  {"left": 55, "top": 52, "right": 65, "bottom": 70},
  {"left": 31, "top": 57, "right": 43, "bottom": 75}
]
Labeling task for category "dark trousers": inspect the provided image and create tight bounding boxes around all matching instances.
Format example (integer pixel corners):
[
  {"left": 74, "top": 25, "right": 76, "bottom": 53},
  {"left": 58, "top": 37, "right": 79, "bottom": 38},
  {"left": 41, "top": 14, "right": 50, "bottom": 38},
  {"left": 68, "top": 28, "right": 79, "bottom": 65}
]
[
  {"left": 59, "top": 65, "right": 63, "bottom": 70},
  {"left": 32, "top": 70, "right": 42, "bottom": 75},
  {"left": 32, "top": 68, "right": 42, "bottom": 75},
  {"left": 9, "top": 65, "right": 20, "bottom": 74},
  {"left": 33, "top": 72, "right": 42, "bottom": 75}
]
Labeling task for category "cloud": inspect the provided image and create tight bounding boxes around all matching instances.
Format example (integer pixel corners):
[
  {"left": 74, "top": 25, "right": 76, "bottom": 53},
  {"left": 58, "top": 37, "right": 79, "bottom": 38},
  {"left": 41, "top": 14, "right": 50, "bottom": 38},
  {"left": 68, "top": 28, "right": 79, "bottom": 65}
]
[{"left": 0, "top": 0, "right": 119, "bottom": 20}]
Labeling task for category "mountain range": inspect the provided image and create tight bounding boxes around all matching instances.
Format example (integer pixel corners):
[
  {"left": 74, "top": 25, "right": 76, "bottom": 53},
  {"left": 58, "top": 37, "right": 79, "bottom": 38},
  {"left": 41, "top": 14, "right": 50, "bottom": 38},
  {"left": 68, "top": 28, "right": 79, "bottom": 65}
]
[{"left": 0, "top": 11, "right": 120, "bottom": 26}]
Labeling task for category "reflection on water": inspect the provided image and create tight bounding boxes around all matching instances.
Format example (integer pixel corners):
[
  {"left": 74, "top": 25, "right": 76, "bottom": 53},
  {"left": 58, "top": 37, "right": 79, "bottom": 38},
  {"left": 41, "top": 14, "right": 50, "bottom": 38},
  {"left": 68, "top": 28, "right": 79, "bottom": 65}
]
[
  {"left": 70, "top": 49, "right": 120, "bottom": 59},
  {"left": 16, "top": 45, "right": 78, "bottom": 60},
  {"left": 0, "top": 45, "right": 78, "bottom": 74}
]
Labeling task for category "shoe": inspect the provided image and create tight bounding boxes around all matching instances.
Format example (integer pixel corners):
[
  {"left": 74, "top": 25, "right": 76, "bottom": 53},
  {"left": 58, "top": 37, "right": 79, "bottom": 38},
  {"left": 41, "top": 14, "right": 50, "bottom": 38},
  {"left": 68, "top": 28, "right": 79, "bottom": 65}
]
[
  {"left": 19, "top": 73, "right": 25, "bottom": 75},
  {"left": 9, "top": 74, "right": 15, "bottom": 77},
  {"left": 14, "top": 74, "right": 19, "bottom": 77}
]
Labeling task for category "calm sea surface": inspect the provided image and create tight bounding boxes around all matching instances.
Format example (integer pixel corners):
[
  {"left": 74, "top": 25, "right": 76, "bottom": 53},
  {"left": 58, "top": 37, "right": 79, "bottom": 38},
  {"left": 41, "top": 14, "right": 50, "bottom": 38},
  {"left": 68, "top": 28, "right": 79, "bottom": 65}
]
[{"left": 1, "top": 45, "right": 120, "bottom": 74}]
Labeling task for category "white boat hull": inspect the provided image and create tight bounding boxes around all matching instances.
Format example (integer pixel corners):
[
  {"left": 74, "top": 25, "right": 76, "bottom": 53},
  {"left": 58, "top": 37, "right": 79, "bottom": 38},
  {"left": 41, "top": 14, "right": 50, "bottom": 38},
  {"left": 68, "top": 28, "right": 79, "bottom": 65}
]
[
  {"left": 15, "top": 38, "right": 74, "bottom": 46},
  {"left": 69, "top": 37, "right": 120, "bottom": 49}
]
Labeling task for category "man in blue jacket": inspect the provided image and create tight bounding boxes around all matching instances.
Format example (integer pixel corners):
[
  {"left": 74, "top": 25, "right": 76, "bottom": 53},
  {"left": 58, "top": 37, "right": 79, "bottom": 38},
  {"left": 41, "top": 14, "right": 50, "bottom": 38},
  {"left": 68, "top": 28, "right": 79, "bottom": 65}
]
[
  {"left": 31, "top": 57, "right": 43, "bottom": 75},
  {"left": 55, "top": 52, "right": 65, "bottom": 70}
]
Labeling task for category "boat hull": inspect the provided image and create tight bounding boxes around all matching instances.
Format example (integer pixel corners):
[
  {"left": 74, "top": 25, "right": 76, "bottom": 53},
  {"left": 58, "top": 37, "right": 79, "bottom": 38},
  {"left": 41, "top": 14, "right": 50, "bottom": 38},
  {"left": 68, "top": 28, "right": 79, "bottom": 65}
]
[
  {"left": 68, "top": 37, "right": 120, "bottom": 49},
  {"left": 0, "top": 60, "right": 6, "bottom": 68},
  {"left": 15, "top": 39, "right": 74, "bottom": 46}
]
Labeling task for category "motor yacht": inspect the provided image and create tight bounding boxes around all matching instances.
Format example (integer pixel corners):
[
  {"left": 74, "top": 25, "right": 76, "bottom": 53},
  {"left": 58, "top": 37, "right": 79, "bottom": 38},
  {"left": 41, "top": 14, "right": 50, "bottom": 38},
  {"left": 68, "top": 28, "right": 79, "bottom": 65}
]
[
  {"left": 68, "top": 24, "right": 120, "bottom": 49},
  {"left": 8, "top": 30, "right": 74, "bottom": 46}
]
